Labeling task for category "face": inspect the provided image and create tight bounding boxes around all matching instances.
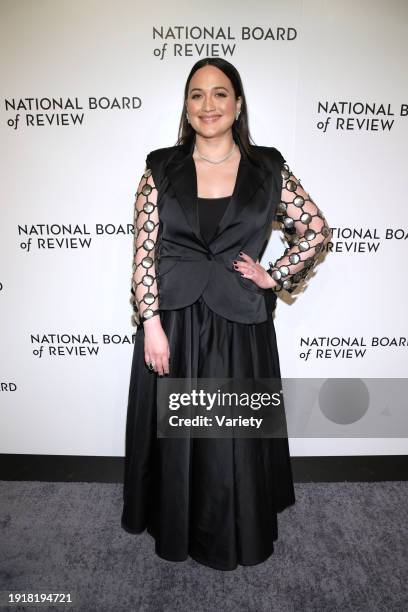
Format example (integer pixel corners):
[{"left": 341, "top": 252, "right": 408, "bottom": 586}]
[{"left": 185, "top": 65, "right": 242, "bottom": 138}]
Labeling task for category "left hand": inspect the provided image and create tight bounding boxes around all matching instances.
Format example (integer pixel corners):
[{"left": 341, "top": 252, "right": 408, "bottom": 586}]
[{"left": 233, "top": 252, "right": 274, "bottom": 290}]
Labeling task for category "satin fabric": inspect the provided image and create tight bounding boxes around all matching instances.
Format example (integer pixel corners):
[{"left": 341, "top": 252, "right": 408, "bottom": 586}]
[
  {"left": 146, "top": 141, "right": 283, "bottom": 324},
  {"left": 197, "top": 195, "right": 230, "bottom": 244},
  {"left": 121, "top": 295, "right": 296, "bottom": 571}
]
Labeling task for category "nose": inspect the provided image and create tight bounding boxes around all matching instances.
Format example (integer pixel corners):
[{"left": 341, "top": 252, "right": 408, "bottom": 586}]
[{"left": 202, "top": 96, "right": 216, "bottom": 111}]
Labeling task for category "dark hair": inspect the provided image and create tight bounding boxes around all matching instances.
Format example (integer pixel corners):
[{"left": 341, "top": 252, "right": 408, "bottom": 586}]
[{"left": 176, "top": 57, "right": 260, "bottom": 164}]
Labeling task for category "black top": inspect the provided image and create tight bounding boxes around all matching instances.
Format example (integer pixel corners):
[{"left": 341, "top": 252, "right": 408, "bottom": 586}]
[{"left": 197, "top": 195, "right": 231, "bottom": 244}]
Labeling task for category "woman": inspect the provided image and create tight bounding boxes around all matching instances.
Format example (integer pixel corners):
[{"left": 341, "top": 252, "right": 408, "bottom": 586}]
[{"left": 121, "top": 57, "right": 332, "bottom": 570}]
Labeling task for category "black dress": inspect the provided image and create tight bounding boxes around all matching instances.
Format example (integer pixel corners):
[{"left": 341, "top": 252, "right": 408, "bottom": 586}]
[{"left": 121, "top": 195, "right": 296, "bottom": 571}]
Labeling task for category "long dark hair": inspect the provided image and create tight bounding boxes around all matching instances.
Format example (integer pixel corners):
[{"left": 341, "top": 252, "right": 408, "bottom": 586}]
[{"left": 176, "top": 57, "right": 260, "bottom": 164}]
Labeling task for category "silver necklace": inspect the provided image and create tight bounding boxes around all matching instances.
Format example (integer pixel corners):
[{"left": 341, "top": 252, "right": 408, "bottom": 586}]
[{"left": 194, "top": 142, "right": 236, "bottom": 164}]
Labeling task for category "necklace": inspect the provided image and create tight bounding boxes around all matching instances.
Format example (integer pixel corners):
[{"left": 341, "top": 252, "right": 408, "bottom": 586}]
[{"left": 194, "top": 142, "right": 236, "bottom": 164}]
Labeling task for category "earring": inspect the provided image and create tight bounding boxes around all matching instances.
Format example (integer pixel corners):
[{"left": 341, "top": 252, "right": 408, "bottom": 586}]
[
  {"left": 186, "top": 112, "right": 190, "bottom": 124},
  {"left": 235, "top": 111, "right": 241, "bottom": 121}
]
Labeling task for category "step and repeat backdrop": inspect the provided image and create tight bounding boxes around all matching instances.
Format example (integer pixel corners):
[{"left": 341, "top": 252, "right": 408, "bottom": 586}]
[{"left": 1, "top": 0, "right": 407, "bottom": 457}]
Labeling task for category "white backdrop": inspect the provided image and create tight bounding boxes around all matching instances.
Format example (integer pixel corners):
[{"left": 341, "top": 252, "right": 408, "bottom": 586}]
[{"left": 1, "top": 0, "right": 407, "bottom": 456}]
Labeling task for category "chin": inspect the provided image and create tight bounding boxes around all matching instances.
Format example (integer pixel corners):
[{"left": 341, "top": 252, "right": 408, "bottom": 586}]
[{"left": 195, "top": 123, "right": 232, "bottom": 136}]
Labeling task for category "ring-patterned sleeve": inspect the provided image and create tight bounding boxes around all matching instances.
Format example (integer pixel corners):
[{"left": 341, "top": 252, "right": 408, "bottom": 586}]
[
  {"left": 267, "top": 162, "right": 333, "bottom": 293},
  {"left": 130, "top": 162, "right": 160, "bottom": 325}
]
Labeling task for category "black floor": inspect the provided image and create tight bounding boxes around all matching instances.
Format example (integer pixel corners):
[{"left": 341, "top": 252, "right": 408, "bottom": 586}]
[{"left": 1, "top": 479, "right": 407, "bottom": 611}]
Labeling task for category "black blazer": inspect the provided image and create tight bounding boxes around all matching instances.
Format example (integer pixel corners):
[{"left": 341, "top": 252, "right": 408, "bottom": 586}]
[{"left": 146, "top": 138, "right": 286, "bottom": 324}]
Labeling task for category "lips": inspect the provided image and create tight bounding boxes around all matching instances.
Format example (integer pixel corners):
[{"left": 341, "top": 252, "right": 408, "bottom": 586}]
[{"left": 200, "top": 116, "right": 221, "bottom": 123}]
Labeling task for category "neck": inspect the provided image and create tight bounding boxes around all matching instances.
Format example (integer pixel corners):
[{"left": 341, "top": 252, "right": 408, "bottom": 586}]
[{"left": 194, "top": 133, "right": 235, "bottom": 159}]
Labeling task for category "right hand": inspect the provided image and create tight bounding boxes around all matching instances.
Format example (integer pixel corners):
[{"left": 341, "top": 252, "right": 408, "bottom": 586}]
[{"left": 143, "top": 316, "right": 170, "bottom": 376}]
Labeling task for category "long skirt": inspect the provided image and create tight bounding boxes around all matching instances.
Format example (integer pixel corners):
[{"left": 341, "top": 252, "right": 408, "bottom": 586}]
[{"left": 121, "top": 294, "right": 296, "bottom": 571}]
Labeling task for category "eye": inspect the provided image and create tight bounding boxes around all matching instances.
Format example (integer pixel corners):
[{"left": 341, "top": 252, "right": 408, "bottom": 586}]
[{"left": 190, "top": 92, "right": 227, "bottom": 99}]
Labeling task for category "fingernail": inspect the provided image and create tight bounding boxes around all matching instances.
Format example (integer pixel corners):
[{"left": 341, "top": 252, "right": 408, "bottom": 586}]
[{"left": 239, "top": 251, "right": 243, "bottom": 255}]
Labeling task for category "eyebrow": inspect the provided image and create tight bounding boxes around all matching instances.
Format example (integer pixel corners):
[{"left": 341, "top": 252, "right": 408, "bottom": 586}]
[{"left": 190, "top": 86, "right": 229, "bottom": 92}]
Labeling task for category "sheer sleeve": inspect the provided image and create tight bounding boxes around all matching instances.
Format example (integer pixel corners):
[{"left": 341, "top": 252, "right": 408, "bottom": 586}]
[
  {"left": 130, "top": 158, "right": 160, "bottom": 325},
  {"left": 267, "top": 161, "right": 332, "bottom": 293}
]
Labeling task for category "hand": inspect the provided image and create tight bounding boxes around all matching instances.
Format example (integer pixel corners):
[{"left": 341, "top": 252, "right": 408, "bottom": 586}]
[
  {"left": 143, "top": 316, "right": 170, "bottom": 376},
  {"left": 233, "top": 252, "right": 275, "bottom": 290}
]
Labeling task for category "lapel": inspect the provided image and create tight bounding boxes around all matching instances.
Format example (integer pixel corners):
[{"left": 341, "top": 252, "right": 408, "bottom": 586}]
[{"left": 165, "top": 136, "right": 268, "bottom": 246}]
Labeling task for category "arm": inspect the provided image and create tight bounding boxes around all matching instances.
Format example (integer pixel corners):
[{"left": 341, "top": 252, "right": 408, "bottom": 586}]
[
  {"left": 267, "top": 162, "right": 333, "bottom": 293},
  {"left": 131, "top": 158, "right": 160, "bottom": 325}
]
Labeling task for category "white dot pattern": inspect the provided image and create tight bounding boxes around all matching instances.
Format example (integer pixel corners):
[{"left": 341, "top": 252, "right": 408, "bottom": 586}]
[
  {"left": 131, "top": 166, "right": 160, "bottom": 325},
  {"left": 268, "top": 163, "right": 332, "bottom": 293}
]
